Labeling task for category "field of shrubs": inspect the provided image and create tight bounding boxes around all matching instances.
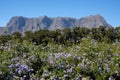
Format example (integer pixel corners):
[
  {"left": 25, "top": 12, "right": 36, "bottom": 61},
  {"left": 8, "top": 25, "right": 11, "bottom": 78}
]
[{"left": 0, "top": 26, "right": 120, "bottom": 80}]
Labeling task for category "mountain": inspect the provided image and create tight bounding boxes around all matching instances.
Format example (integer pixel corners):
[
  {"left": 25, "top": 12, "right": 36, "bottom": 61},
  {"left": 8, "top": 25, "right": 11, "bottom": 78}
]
[
  {"left": 7, "top": 16, "right": 28, "bottom": 34},
  {"left": 0, "top": 27, "right": 4, "bottom": 35},
  {"left": 2, "top": 14, "right": 111, "bottom": 34},
  {"left": 77, "top": 14, "right": 111, "bottom": 28}
]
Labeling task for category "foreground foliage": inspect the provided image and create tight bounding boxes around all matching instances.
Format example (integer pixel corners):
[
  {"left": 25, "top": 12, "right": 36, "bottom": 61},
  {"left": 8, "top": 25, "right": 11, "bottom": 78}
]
[
  {"left": 0, "top": 26, "right": 120, "bottom": 80},
  {"left": 0, "top": 37, "right": 120, "bottom": 80}
]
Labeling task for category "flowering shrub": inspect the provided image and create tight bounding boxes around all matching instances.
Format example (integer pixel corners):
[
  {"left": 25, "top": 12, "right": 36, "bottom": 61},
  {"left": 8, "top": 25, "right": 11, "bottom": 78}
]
[{"left": 0, "top": 38, "right": 120, "bottom": 80}]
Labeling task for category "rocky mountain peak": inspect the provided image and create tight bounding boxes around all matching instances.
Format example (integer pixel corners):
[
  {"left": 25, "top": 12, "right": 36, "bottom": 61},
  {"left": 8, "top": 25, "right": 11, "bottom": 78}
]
[
  {"left": 7, "top": 16, "right": 28, "bottom": 33},
  {"left": 78, "top": 14, "right": 110, "bottom": 28},
  {"left": 0, "top": 14, "right": 111, "bottom": 34}
]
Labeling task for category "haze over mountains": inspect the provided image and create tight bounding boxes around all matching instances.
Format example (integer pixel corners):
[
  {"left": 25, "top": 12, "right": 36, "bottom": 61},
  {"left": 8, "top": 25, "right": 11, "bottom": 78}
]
[{"left": 0, "top": 14, "right": 111, "bottom": 34}]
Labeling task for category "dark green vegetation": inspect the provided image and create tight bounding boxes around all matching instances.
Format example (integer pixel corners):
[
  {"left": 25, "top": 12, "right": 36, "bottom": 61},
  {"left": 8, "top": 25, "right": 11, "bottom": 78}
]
[{"left": 0, "top": 26, "right": 120, "bottom": 80}]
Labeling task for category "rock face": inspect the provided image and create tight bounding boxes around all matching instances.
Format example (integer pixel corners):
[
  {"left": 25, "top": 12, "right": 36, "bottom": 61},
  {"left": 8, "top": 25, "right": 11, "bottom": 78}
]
[
  {"left": 0, "top": 27, "right": 4, "bottom": 35},
  {"left": 7, "top": 16, "right": 28, "bottom": 34},
  {"left": 78, "top": 15, "right": 111, "bottom": 28},
  {"left": 4, "top": 14, "right": 111, "bottom": 34}
]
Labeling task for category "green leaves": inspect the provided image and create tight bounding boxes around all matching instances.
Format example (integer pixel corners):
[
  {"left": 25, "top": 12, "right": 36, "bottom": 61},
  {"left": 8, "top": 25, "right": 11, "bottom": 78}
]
[{"left": 1, "top": 27, "right": 120, "bottom": 79}]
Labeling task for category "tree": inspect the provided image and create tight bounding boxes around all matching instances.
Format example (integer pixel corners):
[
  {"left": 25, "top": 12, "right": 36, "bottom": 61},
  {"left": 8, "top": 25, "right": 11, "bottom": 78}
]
[
  {"left": 98, "top": 26, "right": 106, "bottom": 37},
  {"left": 73, "top": 27, "right": 90, "bottom": 43},
  {"left": 115, "top": 27, "right": 120, "bottom": 42},
  {"left": 24, "top": 31, "right": 33, "bottom": 41},
  {"left": 12, "top": 32, "right": 22, "bottom": 39},
  {"left": 0, "top": 35, "right": 11, "bottom": 46},
  {"left": 62, "top": 28, "right": 72, "bottom": 42},
  {"left": 31, "top": 30, "right": 51, "bottom": 45},
  {"left": 106, "top": 27, "right": 116, "bottom": 43},
  {"left": 73, "top": 27, "right": 82, "bottom": 43}
]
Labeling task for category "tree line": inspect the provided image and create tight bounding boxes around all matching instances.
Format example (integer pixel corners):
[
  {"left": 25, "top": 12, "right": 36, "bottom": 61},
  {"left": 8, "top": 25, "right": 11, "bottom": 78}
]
[{"left": 0, "top": 26, "right": 120, "bottom": 46}]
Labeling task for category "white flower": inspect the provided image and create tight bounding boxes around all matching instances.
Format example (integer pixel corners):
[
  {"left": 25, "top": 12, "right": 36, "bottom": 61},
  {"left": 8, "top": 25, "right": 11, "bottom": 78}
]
[
  {"left": 115, "top": 70, "right": 118, "bottom": 73},
  {"left": 82, "top": 77, "right": 87, "bottom": 80},
  {"left": 67, "top": 67, "right": 73, "bottom": 73},
  {"left": 108, "top": 77, "right": 112, "bottom": 80},
  {"left": 116, "top": 63, "right": 119, "bottom": 66},
  {"left": 0, "top": 71, "right": 2, "bottom": 75}
]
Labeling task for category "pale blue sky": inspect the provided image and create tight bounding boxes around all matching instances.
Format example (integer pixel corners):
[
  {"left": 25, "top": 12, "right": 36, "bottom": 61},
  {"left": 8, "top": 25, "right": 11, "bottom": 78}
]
[{"left": 0, "top": 0, "right": 120, "bottom": 27}]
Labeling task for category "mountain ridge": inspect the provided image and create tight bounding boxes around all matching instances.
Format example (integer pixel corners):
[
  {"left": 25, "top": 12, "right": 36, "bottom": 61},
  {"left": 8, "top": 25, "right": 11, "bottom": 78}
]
[{"left": 0, "top": 14, "right": 111, "bottom": 34}]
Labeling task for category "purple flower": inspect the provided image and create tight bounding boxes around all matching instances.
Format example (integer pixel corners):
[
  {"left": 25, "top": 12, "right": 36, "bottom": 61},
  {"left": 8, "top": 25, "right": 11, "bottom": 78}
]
[
  {"left": 106, "top": 68, "right": 110, "bottom": 73},
  {"left": 8, "top": 64, "right": 14, "bottom": 68},
  {"left": 15, "top": 63, "right": 21, "bottom": 67}
]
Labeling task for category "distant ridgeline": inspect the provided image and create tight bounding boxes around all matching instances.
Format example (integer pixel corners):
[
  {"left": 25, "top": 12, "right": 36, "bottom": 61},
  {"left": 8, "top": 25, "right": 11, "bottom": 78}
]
[{"left": 0, "top": 14, "right": 111, "bottom": 34}]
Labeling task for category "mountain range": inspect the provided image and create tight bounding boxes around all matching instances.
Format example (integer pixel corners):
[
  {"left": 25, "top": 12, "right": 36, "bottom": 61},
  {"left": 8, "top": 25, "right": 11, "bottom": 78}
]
[{"left": 0, "top": 14, "right": 111, "bottom": 34}]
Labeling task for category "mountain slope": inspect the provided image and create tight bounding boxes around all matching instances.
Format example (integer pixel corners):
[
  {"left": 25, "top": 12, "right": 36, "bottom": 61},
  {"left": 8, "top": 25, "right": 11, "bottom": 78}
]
[
  {"left": 3, "top": 14, "right": 111, "bottom": 34},
  {"left": 0, "top": 27, "right": 4, "bottom": 35},
  {"left": 78, "top": 15, "right": 111, "bottom": 28}
]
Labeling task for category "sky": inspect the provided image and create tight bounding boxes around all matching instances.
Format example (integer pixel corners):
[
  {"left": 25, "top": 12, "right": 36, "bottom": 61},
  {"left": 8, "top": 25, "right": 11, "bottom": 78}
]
[{"left": 0, "top": 0, "right": 120, "bottom": 27}]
